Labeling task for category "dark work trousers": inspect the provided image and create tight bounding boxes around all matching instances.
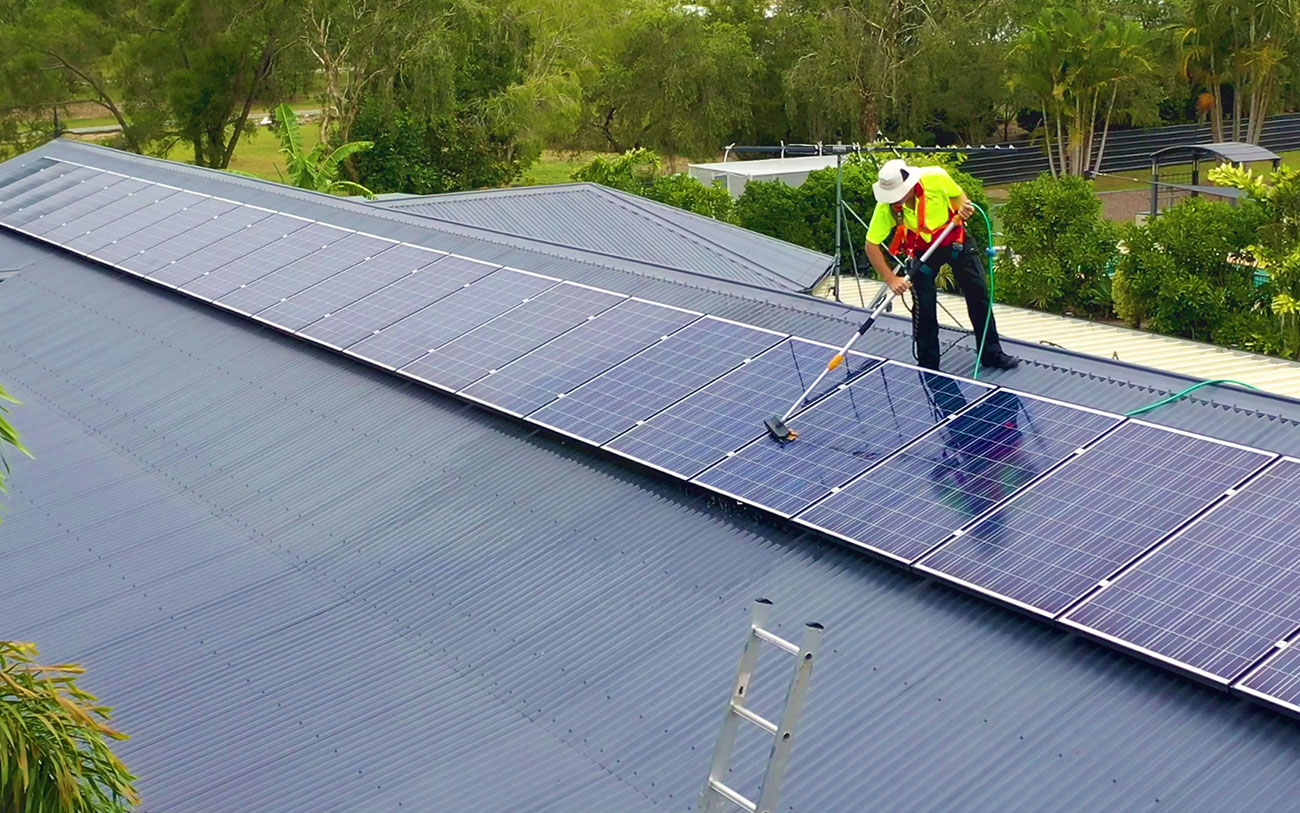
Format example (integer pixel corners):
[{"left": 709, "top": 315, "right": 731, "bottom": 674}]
[{"left": 909, "top": 239, "right": 1004, "bottom": 371}]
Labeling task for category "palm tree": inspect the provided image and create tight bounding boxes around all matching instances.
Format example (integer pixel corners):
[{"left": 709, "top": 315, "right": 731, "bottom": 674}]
[{"left": 271, "top": 104, "right": 376, "bottom": 198}]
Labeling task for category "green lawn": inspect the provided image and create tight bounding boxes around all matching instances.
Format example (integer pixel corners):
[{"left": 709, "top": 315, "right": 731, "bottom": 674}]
[
  {"left": 164, "top": 122, "right": 322, "bottom": 181},
  {"left": 514, "top": 151, "right": 604, "bottom": 186}
]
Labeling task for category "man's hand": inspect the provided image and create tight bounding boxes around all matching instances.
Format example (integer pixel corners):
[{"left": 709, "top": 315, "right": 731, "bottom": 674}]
[
  {"left": 884, "top": 271, "right": 911, "bottom": 296},
  {"left": 955, "top": 200, "right": 975, "bottom": 221}
]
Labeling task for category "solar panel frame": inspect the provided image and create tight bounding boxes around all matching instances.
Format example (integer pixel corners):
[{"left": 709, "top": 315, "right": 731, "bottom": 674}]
[
  {"left": 456, "top": 297, "right": 704, "bottom": 418},
  {"left": 295, "top": 254, "right": 500, "bottom": 350},
  {"left": 602, "top": 338, "right": 883, "bottom": 479},
  {"left": 792, "top": 390, "right": 1124, "bottom": 565},
  {"left": 344, "top": 267, "right": 562, "bottom": 370},
  {"left": 397, "top": 280, "right": 627, "bottom": 393},
  {"left": 1059, "top": 455, "right": 1297, "bottom": 685},
  {"left": 1235, "top": 580, "right": 1300, "bottom": 716},
  {"left": 913, "top": 420, "right": 1276, "bottom": 619},
  {"left": 216, "top": 232, "right": 401, "bottom": 317},
  {"left": 691, "top": 361, "right": 996, "bottom": 517},
  {"left": 526, "top": 315, "right": 788, "bottom": 446},
  {"left": 253, "top": 242, "right": 450, "bottom": 332}
]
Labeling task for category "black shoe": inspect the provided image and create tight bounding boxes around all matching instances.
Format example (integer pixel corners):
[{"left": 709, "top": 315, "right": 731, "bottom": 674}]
[{"left": 979, "top": 351, "right": 1020, "bottom": 370}]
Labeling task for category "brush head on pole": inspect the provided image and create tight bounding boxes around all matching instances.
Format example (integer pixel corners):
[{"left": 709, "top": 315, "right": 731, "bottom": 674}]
[{"left": 764, "top": 414, "right": 798, "bottom": 443}]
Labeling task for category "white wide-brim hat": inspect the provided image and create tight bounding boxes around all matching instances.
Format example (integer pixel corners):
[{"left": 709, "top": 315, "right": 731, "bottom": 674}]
[{"left": 873, "top": 158, "right": 921, "bottom": 204}]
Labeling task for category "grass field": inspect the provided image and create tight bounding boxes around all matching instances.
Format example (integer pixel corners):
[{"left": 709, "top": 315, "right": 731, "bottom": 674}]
[{"left": 162, "top": 122, "right": 322, "bottom": 181}]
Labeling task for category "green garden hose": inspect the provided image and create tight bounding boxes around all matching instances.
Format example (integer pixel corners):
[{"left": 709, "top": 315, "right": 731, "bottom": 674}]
[
  {"left": 971, "top": 201, "right": 997, "bottom": 380},
  {"left": 1123, "top": 379, "right": 1261, "bottom": 417}
]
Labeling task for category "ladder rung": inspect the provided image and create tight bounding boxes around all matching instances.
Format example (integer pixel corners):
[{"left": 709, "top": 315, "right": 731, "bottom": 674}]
[
  {"left": 753, "top": 626, "right": 800, "bottom": 655},
  {"left": 731, "top": 703, "right": 778, "bottom": 735},
  {"left": 709, "top": 779, "right": 757, "bottom": 812}
]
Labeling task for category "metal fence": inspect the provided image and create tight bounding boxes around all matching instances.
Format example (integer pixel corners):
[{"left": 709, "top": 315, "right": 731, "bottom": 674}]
[{"left": 961, "top": 113, "right": 1300, "bottom": 185}]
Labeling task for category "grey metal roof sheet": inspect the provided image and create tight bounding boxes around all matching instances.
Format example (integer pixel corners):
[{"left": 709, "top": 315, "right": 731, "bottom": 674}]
[
  {"left": 369, "top": 182, "right": 832, "bottom": 292},
  {"left": 6, "top": 141, "right": 1300, "bottom": 811},
  {"left": 1154, "top": 140, "right": 1283, "bottom": 164}
]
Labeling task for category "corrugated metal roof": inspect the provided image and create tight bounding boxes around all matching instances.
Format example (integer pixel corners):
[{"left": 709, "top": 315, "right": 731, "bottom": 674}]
[
  {"left": 7, "top": 141, "right": 1300, "bottom": 811},
  {"left": 370, "top": 183, "right": 830, "bottom": 292}
]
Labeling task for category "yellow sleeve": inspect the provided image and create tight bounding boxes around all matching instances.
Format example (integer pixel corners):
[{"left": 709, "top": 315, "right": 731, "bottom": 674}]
[{"left": 865, "top": 201, "right": 895, "bottom": 245}]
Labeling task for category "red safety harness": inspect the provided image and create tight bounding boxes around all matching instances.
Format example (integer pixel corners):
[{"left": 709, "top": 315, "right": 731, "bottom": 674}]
[{"left": 886, "top": 181, "right": 966, "bottom": 258}]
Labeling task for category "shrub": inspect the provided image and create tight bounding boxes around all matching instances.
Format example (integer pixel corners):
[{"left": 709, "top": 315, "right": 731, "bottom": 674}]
[
  {"left": 572, "top": 149, "right": 734, "bottom": 220},
  {"left": 997, "top": 174, "right": 1119, "bottom": 317},
  {"left": 1113, "top": 196, "right": 1266, "bottom": 342},
  {"left": 733, "top": 179, "right": 817, "bottom": 249}
]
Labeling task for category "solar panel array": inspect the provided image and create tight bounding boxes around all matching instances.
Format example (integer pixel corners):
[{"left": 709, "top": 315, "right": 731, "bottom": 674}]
[{"left": 4, "top": 156, "right": 1299, "bottom": 718}]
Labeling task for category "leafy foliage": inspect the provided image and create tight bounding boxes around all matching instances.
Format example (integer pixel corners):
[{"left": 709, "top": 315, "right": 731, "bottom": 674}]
[
  {"left": 997, "top": 174, "right": 1119, "bottom": 316},
  {"left": 1114, "top": 196, "right": 1267, "bottom": 342},
  {"left": 572, "top": 149, "right": 735, "bottom": 220},
  {"left": 269, "top": 104, "right": 373, "bottom": 197},
  {"left": 1210, "top": 163, "right": 1300, "bottom": 356},
  {"left": 0, "top": 641, "right": 137, "bottom": 813}
]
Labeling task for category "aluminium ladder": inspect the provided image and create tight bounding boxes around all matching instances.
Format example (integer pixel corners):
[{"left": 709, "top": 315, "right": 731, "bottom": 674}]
[{"left": 700, "top": 598, "right": 824, "bottom": 813}]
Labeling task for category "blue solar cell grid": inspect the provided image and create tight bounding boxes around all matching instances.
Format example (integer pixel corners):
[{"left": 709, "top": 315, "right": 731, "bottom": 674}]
[
  {"left": 528, "top": 316, "right": 785, "bottom": 445},
  {"left": 399, "top": 282, "right": 625, "bottom": 392},
  {"left": 61, "top": 188, "right": 191, "bottom": 254},
  {"left": 297, "top": 255, "right": 498, "bottom": 350},
  {"left": 0, "top": 161, "right": 56, "bottom": 199},
  {"left": 95, "top": 196, "right": 240, "bottom": 268},
  {"left": 796, "top": 392, "right": 1121, "bottom": 564},
  {"left": 0, "top": 166, "right": 103, "bottom": 222},
  {"left": 256, "top": 244, "right": 447, "bottom": 331},
  {"left": 141, "top": 205, "right": 277, "bottom": 284},
  {"left": 347, "top": 269, "right": 559, "bottom": 369},
  {"left": 605, "top": 338, "right": 881, "bottom": 478},
  {"left": 1062, "top": 456, "right": 1296, "bottom": 683},
  {"left": 183, "top": 222, "right": 349, "bottom": 302},
  {"left": 915, "top": 421, "right": 1272, "bottom": 617},
  {"left": 694, "top": 362, "right": 992, "bottom": 516},
  {"left": 459, "top": 298, "right": 701, "bottom": 417},
  {"left": 219, "top": 232, "right": 398, "bottom": 316},
  {"left": 21, "top": 175, "right": 132, "bottom": 236}
]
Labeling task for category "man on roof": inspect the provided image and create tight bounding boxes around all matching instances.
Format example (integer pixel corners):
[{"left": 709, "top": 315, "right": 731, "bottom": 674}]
[{"left": 865, "top": 159, "right": 1019, "bottom": 372}]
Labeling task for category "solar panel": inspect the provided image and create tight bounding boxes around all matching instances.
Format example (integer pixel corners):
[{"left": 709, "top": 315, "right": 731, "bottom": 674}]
[
  {"left": 0, "top": 159, "right": 47, "bottom": 191},
  {"left": 182, "top": 221, "right": 350, "bottom": 302},
  {"left": 296, "top": 255, "right": 498, "bottom": 350},
  {"left": 915, "top": 421, "right": 1272, "bottom": 617},
  {"left": 1237, "top": 614, "right": 1300, "bottom": 714},
  {"left": 458, "top": 298, "right": 701, "bottom": 417},
  {"left": 399, "top": 282, "right": 625, "bottom": 391},
  {"left": 1061, "top": 456, "right": 1296, "bottom": 683},
  {"left": 0, "top": 167, "right": 114, "bottom": 225},
  {"left": 528, "top": 316, "right": 785, "bottom": 445},
  {"left": 139, "top": 205, "right": 276, "bottom": 282},
  {"left": 255, "top": 244, "right": 447, "bottom": 331},
  {"left": 795, "top": 392, "right": 1122, "bottom": 564},
  {"left": 346, "top": 269, "right": 559, "bottom": 369},
  {"left": 58, "top": 188, "right": 190, "bottom": 254},
  {"left": 604, "top": 338, "right": 882, "bottom": 478},
  {"left": 693, "top": 362, "right": 992, "bottom": 516},
  {"left": 157, "top": 214, "right": 313, "bottom": 293},
  {"left": 93, "top": 196, "right": 240, "bottom": 268},
  {"left": 216, "top": 233, "right": 398, "bottom": 316},
  {"left": 20, "top": 175, "right": 133, "bottom": 236}
]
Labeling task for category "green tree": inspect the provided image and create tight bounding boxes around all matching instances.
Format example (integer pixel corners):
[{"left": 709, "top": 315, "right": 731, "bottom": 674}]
[
  {"left": 1006, "top": 6, "right": 1161, "bottom": 176},
  {"left": 1211, "top": 163, "right": 1300, "bottom": 356},
  {"left": 572, "top": 149, "right": 735, "bottom": 220},
  {"left": 584, "top": 4, "right": 758, "bottom": 157},
  {"left": 267, "top": 103, "right": 373, "bottom": 196},
  {"left": 997, "top": 174, "right": 1119, "bottom": 316}
]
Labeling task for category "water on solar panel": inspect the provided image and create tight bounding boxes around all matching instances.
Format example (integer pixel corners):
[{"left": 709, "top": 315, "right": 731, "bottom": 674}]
[
  {"left": 141, "top": 205, "right": 276, "bottom": 283},
  {"left": 256, "top": 244, "right": 448, "bottom": 331},
  {"left": 458, "top": 298, "right": 701, "bottom": 417},
  {"left": 604, "top": 338, "right": 882, "bottom": 478},
  {"left": 398, "top": 282, "right": 625, "bottom": 392},
  {"left": 915, "top": 420, "right": 1272, "bottom": 618},
  {"left": 94, "top": 195, "right": 237, "bottom": 268},
  {"left": 218, "top": 232, "right": 398, "bottom": 316},
  {"left": 795, "top": 392, "right": 1121, "bottom": 564},
  {"left": 57, "top": 187, "right": 188, "bottom": 254},
  {"left": 527, "top": 316, "right": 786, "bottom": 445},
  {"left": 0, "top": 163, "right": 71, "bottom": 205},
  {"left": 162, "top": 215, "right": 318, "bottom": 295},
  {"left": 0, "top": 167, "right": 113, "bottom": 226},
  {"left": 693, "top": 362, "right": 992, "bottom": 516},
  {"left": 19, "top": 175, "right": 132, "bottom": 236},
  {"left": 296, "top": 255, "right": 498, "bottom": 349},
  {"left": 1061, "top": 456, "right": 1296, "bottom": 683},
  {"left": 346, "top": 268, "right": 559, "bottom": 369}
]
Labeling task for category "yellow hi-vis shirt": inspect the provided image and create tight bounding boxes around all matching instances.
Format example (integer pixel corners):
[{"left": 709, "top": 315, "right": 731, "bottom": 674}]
[{"left": 865, "top": 165, "right": 964, "bottom": 246}]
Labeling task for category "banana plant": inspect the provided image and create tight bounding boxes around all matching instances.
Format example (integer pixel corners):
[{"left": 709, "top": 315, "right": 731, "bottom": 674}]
[{"left": 271, "top": 103, "right": 375, "bottom": 198}]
